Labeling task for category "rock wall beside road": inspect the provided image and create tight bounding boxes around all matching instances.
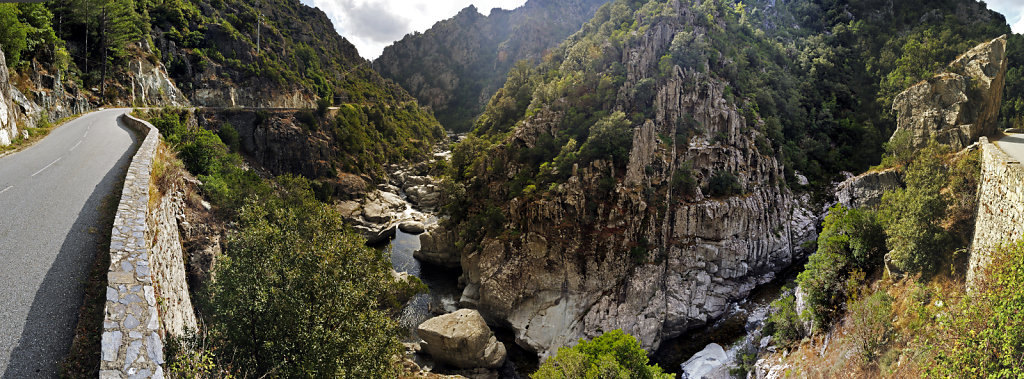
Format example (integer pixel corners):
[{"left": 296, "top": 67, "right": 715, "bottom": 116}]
[
  {"left": 101, "top": 114, "right": 196, "bottom": 379},
  {"left": 969, "top": 137, "right": 1024, "bottom": 286}
]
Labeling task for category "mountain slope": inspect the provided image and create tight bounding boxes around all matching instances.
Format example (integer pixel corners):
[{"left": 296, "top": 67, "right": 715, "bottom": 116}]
[
  {"left": 438, "top": 0, "right": 1014, "bottom": 357},
  {"left": 373, "top": 0, "right": 610, "bottom": 131}
]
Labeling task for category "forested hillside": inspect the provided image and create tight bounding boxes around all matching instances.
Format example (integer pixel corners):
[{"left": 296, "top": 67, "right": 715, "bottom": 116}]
[
  {"left": 374, "top": 0, "right": 610, "bottom": 132},
  {"left": 0, "top": 0, "right": 445, "bottom": 179}
]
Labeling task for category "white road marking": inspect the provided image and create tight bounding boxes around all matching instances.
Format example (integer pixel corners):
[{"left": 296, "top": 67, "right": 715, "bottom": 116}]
[
  {"left": 70, "top": 140, "right": 83, "bottom": 151},
  {"left": 32, "top": 157, "right": 62, "bottom": 177},
  {"left": 0, "top": 186, "right": 11, "bottom": 195}
]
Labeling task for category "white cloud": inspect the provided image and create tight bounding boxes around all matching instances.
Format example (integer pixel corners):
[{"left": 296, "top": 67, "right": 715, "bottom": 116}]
[
  {"left": 986, "top": 0, "right": 1024, "bottom": 34},
  {"left": 300, "top": 0, "right": 529, "bottom": 59}
]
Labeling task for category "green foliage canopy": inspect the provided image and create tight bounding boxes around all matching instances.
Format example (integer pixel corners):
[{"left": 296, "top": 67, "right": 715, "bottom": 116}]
[{"left": 532, "top": 330, "right": 673, "bottom": 379}]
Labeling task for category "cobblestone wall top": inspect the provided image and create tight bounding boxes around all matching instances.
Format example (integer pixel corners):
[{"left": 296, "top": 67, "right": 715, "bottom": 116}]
[{"left": 99, "top": 113, "right": 164, "bottom": 379}]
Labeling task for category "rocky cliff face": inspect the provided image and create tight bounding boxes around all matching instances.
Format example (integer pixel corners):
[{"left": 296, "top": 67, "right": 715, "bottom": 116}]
[
  {"left": 445, "top": 0, "right": 818, "bottom": 356},
  {"left": 149, "top": 0, "right": 409, "bottom": 110},
  {"left": 374, "top": 0, "right": 609, "bottom": 131},
  {"left": 834, "top": 169, "right": 903, "bottom": 209},
  {"left": 0, "top": 46, "right": 90, "bottom": 147},
  {"left": 127, "top": 56, "right": 189, "bottom": 107},
  {"left": 193, "top": 106, "right": 443, "bottom": 193},
  {"left": 891, "top": 35, "right": 1008, "bottom": 149}
]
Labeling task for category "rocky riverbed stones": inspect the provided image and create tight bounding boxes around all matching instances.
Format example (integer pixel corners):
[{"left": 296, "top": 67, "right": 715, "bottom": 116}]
[{"left": 417, "top": 309, "right": 507, "bottom": 369}]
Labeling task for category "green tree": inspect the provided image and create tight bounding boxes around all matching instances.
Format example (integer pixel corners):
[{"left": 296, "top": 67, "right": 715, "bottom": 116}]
[
  {"left": 764, "top": 292, "right": 804, "bottom": 347},
  {"left": 0, "top": 5, "right": 29, "bottom": 67},
  {"left": 209, "top": 176, "right": 402, "bottom": 377},
  {"left": 796, "top": 204, "right": 886, "bottom": 329},
  {"left": 532, "top": 330, "right": 673, "bottom": 379},
  {"left": 879, "top": 143, "right": 950, "bottom": 275}
]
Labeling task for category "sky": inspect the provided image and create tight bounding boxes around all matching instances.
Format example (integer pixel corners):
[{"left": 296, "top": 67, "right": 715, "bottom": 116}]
[
  {"left": 988, "top": 0, "right": 1024, "bottom": 35},
  {"left": 299, "top": 0, "right": 528, "bottom": 60},
  {"left": 301, "top": 0, "right": 1024, "bottom": 61}
]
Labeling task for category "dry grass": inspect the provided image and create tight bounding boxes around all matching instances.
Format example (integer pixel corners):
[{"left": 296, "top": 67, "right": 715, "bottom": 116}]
[
  {"left": 766, "top": 273, "right": 969, "bottom": 378},
  {"left": 151, "top": 142, "right": 187, "bottom": 206}
]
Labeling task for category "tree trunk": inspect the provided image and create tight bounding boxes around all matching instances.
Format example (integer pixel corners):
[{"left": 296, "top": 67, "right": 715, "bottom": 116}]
[{"left": 100, "top": 5, "right": 108, "bottom": 102}]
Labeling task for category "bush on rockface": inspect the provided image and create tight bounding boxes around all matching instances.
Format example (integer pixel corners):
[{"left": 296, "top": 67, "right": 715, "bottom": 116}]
[
  {"left": 532, "top": 330, "right": 673, "bottom": 379},
  {"left": 764, "top": 291, "right": 804, "bottom": 347}
]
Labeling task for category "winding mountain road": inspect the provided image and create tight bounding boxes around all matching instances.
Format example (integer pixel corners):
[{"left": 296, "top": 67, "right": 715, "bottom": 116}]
[{"left": 0, "top": 109, "right": 138, "bottom": 378}]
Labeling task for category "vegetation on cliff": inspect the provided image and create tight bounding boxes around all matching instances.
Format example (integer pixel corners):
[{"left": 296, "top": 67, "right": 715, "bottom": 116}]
[
  {"left": 442, "top": 0, "right": 1013, "bottom": 262},
  {"left": 761, "top": 137, "right": 999, "bottom": 376}
]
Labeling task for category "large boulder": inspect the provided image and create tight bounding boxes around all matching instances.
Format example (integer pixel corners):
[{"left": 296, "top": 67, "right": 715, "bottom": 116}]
[
  {"left": 681, "top": 343, "right": 731, "bottom": 379},
  {"left": 417, "top": 309, "right": 507, "bottom": 369},
  {"left": 834, "top": 169, "right": 903, "bottom": 209},
  {"left": 415, "top": 224, "right": 461, "bottom": 267},
  {"left": 891, "top": 35, "right": 1008, "bottom": 149}
]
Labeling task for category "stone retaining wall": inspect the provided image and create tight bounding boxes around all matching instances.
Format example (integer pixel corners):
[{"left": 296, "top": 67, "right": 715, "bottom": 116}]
[
  {"left": 99, "top": 113, "right": 173, "bottom": 379},
  {"left": 969, "top": 136, "right": 1024, "bottom": 286}
]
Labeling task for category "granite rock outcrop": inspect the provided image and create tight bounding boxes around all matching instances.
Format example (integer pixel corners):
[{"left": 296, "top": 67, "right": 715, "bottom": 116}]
[
  {"left": 890, "top": 35, "right": 1008, "bottom": 149},
  {"left": 834, "top": 169, "right": 904, "bottom": 209},
  {"left": 417, "top": 309, "right": 507, "bottom": 369}
]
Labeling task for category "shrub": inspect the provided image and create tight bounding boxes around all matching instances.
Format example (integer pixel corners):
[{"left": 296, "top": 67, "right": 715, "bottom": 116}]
[
  {"left": 178, "top": 129, "right": 226, "bottom": 176},
  {"left": 848, "top": 290, "right": 893, "bottom": 362},
  {"left": 879, "top": 143, "right": 950, "bottom": 275},
  {"left": 217, "top": 122, "right": 240, "bottom": 152},
  {"left": 928, "top": 241, "right": 1024, "bottom": 377},
  {"left": 764, "top": 292, "right": 804, "bottom": 347},
  {"left": 796, "top": 205, "right": 885, "bottom": 329},
  {"left": 671, "top": 162, "right": 697, "bottom": 198},
  {"left": 532, "top": 330, "right": 673, "bottom": 379},
  {"left": 578, "top": 111, "right": 634, "bottom": 165},
  {"left": 705, "top": 171, "right": 742, "bottom": 197}
]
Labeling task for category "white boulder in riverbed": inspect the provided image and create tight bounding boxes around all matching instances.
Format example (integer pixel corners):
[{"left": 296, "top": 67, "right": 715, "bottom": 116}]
[
  {"left": 416, "top": 309, "right": 507, "bottom": 369},
  {"left": 681, "top": 343, "right": 731, "bottom": 379}
]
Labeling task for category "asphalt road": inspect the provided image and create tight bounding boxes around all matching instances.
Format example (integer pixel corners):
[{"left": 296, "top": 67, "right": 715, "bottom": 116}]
[
  {"left": 995, "top": 133, "right": 1024, "bottom": 162},
  {"left": 0, "top": 109, "right": 138, "bottom": 377}
]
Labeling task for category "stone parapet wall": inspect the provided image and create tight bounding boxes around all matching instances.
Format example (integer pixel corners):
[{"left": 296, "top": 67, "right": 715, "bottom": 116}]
[
  {"left": 99, "top": 113, "right": 166, "bottom": 379},
  {"left": 969, "top": 137, "right": 1024, "bottom": 285}
]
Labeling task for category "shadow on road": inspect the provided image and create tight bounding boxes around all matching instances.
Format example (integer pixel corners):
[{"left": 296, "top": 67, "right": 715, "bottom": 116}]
[{"left": 2, "top": 120, "right": 139, "bottom": 378}]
